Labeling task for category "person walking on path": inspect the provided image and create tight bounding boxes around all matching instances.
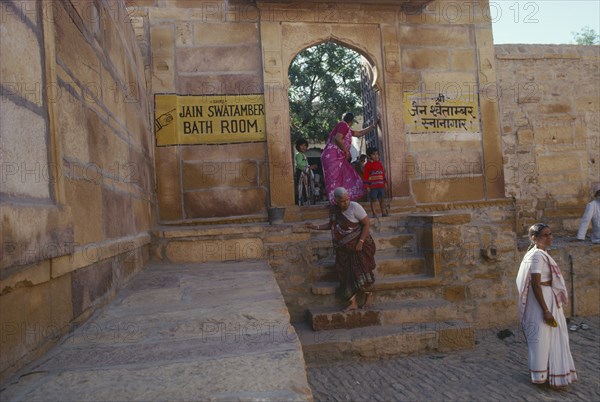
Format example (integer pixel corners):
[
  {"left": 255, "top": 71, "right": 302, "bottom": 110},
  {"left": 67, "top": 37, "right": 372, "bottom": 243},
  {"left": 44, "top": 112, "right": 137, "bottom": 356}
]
[
  {"left": 321, "top": 112, "right": 378, "bottom": 204},
  {"left": 306, "top": 187, "right": 376, "bottom": 311},
  {"left": 516, "top": 223, "right": 577, "bottom": 389}
]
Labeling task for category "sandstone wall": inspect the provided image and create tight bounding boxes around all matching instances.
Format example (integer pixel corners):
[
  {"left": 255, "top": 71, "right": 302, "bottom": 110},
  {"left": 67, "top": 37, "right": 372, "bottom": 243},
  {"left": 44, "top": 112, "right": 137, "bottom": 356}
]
[
  {"left": 496, "top": 45, "right": 600, "bottom": 236},
  {"left": 133, "top": 0, "right": 507, "bottom": 222},
  {"left": 0, "top": 0, "right": 155, "bottom": 380},
  {"left": 129, "top": 0, "right": 268, "bottom": 222}
]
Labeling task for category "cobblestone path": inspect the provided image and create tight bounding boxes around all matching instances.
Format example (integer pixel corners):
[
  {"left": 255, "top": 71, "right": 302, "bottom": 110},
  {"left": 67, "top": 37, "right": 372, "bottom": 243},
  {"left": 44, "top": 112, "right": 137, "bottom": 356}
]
[{"left": 307, "top": 315, "right": 600, "bottom": 401}]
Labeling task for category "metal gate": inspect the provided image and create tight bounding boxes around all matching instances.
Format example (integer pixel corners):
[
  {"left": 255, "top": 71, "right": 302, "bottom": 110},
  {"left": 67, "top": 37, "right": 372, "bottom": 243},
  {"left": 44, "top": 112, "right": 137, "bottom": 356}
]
[{"left": 359, "top": 58, "right": 382, "bottom": 163}]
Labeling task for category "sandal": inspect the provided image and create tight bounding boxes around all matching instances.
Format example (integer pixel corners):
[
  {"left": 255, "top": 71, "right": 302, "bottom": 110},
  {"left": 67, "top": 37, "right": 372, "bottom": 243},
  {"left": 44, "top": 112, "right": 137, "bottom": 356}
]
[
  {"left": 580, "top": 323, "right": 589, "bottom": 330},
  {"left": 568, "top": 324, "right": 578, "bottom": 332}
]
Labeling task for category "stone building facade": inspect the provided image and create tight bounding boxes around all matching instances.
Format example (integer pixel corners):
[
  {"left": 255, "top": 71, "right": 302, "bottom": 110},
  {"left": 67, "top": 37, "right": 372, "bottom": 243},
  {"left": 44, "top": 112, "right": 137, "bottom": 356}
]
[
  {"left": 495, "top": 45, "right": 600, "bottom": 234},
  {"left": 1, "top": 0, "right": 154, "bottom": 379},
  {"left": 1, "top": 0, "right": 598, "bottom": 382}
]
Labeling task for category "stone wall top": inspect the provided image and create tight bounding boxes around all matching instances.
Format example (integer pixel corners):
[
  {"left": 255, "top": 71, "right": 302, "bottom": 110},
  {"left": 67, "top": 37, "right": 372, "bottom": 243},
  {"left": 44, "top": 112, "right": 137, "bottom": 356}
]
[{"left": 495, "top": 44, "right": 598, "bottom": 59}]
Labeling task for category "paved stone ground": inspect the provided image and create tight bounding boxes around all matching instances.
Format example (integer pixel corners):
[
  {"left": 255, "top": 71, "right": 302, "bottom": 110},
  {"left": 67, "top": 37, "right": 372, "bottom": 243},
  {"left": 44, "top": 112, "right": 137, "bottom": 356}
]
[
  {"left": 307, "top": 315, "right": 600, "bottom": 402},
  {"left": 1, "top": 261, "right": 312, "bottom": 401}
]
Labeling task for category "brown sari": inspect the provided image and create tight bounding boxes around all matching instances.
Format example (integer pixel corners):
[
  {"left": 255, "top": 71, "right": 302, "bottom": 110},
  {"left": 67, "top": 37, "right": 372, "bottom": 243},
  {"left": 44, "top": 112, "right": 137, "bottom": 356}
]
[{"left": 330, "top": 205, "right": 376, "bottom": 300}]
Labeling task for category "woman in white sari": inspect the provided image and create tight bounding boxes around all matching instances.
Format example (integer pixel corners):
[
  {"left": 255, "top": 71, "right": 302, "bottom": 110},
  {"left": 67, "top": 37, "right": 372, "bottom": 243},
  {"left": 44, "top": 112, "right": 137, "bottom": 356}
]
[{"left": 516, "top": 223, "right": 577, "bottom": 388}]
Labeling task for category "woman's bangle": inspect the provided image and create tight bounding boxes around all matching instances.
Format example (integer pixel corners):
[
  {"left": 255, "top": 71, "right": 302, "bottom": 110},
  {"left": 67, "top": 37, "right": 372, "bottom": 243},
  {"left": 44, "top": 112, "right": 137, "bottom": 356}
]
[{"left": 359, "top": 239, "right": 364, "bottom": 243}]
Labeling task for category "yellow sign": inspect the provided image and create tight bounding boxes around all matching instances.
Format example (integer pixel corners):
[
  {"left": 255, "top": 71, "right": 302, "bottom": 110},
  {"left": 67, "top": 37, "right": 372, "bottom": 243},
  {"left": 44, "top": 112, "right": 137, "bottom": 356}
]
[
  {"left": 154, "top": 94, "right": 267, "bottom": 146},
  {"left": 404, "top": 93, "right": 480, "bottom": 134}
]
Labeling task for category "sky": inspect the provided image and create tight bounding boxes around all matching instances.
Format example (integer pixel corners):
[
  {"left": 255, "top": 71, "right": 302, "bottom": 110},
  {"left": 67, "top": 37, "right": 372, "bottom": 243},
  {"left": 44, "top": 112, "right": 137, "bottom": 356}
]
[{"left": 490, "top": 0, "right": 600, "bottom": 44}]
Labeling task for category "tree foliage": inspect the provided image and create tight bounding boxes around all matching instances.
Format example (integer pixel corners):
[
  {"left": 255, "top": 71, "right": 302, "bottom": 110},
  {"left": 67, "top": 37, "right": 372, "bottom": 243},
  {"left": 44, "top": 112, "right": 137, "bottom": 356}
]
[
  {"left": 288, "top": 42, "right": 363, "bottom": 144},
  {"left": 572, "top": 26, "right": 599, "bottom": 45}
]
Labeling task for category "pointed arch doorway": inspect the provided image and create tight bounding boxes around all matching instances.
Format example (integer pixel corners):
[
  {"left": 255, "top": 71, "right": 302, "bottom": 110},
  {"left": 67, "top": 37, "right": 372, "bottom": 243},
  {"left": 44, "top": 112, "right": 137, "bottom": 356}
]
[{"left": 260, "top": 21, "right": 406, "bottom": 214}]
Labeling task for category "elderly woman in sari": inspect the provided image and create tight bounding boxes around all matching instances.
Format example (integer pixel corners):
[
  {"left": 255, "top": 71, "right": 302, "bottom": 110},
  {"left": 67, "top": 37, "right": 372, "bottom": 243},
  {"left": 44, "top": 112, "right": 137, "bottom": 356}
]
[
  {"left": 306, "top": 187, "right": 376, "bottom": 311},
  {"left": 516, "top": 223, "right": 577, "bottom": 388}
]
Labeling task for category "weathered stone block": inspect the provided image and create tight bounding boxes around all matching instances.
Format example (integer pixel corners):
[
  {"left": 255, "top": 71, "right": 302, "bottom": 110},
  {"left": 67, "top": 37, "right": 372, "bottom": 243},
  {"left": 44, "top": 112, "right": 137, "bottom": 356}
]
[
  {"left": 413, "top": 177, "right": 485, "bottom": 203},
  {"left": 536, "top": 154, "right": 580, "bottom": 173},
  {"left": 438, "top": 323, "right": 474, "bottom": 351},
  {"left": 102, "top": 186, "right": 134, "bottom": 238},
  {"left": 0, "top": 261, "right": 50, "bottom": 295},
  {"left": 450, "top": 49, "right": 476, "bottom": 71},
  {"left": 71, "top": 260, "right": 114, "bottom": 318},
  {"left": 87, "top": 109, "right": 130, "bottom": 173},
  {"left": 398, "top": 25, "right": 471, "bottom": 47},
  {"left": 402, "top": 48, "right": 448, "bottom": 70},
  {"left": 64, "top": 178, "right": 103, "bottom": 245},
  {"left": 177, "top": 45, "right": 261, "bottom": 73},
  {"left": 0, "top": 274, "right": 72, "bottom": 377},
  {"left": 0, "top": 3, "right": 43, "bottom": 106},
  {"left": 177, "top": 74, "right": 263, "bottom": 95},
  {"left": 156, "top": 146, "right": 183, "bottom": 221},
  {"left": 182, "top": 142, "right": 265, "bottom": 161},
  {"left": 54, "top": 2, "right": 101, "bottom": 89},
  {"left": 165, "top": 238, "right": 264, "bottom": 263},
  {"left": 194, "top": 22, "right": 259, "bottom": 45},
  {"left": 0, "top": 99, "right": 50, "bottom": 198},
  {"left": 150, "top": 25, "right": 175, "bottom": 91},
  {"left": 176, "top": 21, "right": 193, "bottom": 46},
  {"left": 310, "top": 309, "right": 382, "bottom": 331},
  {"left": 444, "top": 286, "right": 466, "bottom": 302},
  {"left": 516, "top": 128, "right": 533, "bottom": 145},
  {"left": 183, "top": 160, "right": 260, "bottom": 189},
  {"left": 184, "top": 187, "right": 267, "bottom": 218},
  {"left": 56, "top": 91, "right": 90, "bottom": 162}
]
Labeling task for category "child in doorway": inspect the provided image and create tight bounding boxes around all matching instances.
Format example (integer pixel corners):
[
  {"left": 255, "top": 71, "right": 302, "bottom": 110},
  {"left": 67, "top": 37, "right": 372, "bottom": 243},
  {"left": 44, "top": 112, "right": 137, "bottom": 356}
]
[
  {"left": 363, "top": 147, "right": 388, "bottom": 217},
  {"left": 294, "top": 138, "right": 318, "bottom": 205}
]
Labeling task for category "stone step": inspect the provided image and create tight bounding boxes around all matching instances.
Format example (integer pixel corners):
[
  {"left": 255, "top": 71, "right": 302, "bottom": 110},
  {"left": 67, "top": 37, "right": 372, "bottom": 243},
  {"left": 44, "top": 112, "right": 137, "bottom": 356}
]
[
  {"left": 369, "top": 215, "right": 410, "bottom": 233},
  {"left": 309, "top": 231, "right": 416, "bottom": 256},
  {"left": 375, "top": 255, "right": 425, "bottom": 276},
  {"left": 302, "top": 213, "right": 410, "bottom": 234},
  {"left": 294, "top": 320, "right": 475, "bottom": 364},
  {"left": 307, "top": 298, "right": 455, "bottom": 331},
  {"left": 311, "top": 254, "right": 425, "bottom": 284},
  {"left": 373, "top": 232, "right": 415, "bottom": 251},
  {"left": 299, "top": 206, "right": 330, "bottom": 220},
  {"left": 373, "top": 274, "right": 439, "bottom": 291},
  {"left": 152, "top": 224, "right": 267, "bottom": 263},
  {"left": 311, "top": 274, "right": 438, "bottom": 296}
]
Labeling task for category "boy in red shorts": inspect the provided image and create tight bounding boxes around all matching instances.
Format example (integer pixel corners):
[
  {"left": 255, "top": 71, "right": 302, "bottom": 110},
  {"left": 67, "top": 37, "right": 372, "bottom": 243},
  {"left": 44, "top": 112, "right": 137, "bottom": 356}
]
[{"left": 363, "top": 147, "right": 388, "bottom": 218}]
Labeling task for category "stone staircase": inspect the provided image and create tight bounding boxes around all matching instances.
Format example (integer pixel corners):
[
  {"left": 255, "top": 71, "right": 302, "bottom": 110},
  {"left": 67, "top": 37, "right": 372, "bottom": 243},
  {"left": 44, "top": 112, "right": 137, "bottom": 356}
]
[
  {"left": 150, "top": 210, "right": 475, "bottom": 364},
  {"left": 298, "top": 213, "right": 474, "bottom": 363}
]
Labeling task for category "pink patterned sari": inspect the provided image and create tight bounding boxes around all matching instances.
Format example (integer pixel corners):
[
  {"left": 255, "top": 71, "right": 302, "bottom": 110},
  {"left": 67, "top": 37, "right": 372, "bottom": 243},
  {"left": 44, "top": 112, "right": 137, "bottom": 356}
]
[{"left": 320, "top": 121, "right": 366, "bottom": 204}]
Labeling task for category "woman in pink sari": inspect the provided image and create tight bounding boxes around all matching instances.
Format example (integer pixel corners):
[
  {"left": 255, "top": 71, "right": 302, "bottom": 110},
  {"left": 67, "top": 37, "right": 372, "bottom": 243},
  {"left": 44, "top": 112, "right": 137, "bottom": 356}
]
[{"left": 321, "top": 112, "right": 378, "bottom": 204}]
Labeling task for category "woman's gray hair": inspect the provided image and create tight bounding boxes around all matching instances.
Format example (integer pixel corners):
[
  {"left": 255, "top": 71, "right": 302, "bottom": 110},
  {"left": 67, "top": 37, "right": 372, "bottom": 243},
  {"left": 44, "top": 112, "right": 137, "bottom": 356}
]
[
  {"left": 333, "top": 187, "right": 348, "bottom": 199},
  {"left": 527, "top": 223, "right": 549, "bottom": 251}
]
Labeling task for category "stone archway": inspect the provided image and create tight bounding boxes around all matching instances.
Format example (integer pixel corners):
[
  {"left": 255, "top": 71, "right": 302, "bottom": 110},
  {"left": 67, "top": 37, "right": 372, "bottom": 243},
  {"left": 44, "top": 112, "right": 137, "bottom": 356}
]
[
  {"left": 260, "top": 21, "right": 403, "bottom": 209},
  {"left": 287, "top": 41, "right": 381, "bottom": 207}
]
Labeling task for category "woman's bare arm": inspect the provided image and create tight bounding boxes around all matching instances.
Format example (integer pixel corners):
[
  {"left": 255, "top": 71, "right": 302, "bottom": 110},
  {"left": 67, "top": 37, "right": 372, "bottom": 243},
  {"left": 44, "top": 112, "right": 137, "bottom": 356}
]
[{"left": 530, "top": 272, "right": 555, "bottom": 325}]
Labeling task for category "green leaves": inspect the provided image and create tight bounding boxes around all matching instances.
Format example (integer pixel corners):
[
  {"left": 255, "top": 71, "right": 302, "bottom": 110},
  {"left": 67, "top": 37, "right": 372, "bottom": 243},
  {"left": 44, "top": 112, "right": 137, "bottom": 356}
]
[
  {"left": 288, "top": 42, "right": 362, "bottom": 144},
  {"left": 572, "top": 26, "right": 599, "bottom": 45}
]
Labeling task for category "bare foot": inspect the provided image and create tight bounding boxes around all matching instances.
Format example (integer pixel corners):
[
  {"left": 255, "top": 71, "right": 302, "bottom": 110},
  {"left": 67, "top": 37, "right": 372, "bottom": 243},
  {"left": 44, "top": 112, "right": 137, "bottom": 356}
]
[
  {"left": 342, "top": 295, "right": 359, "bottom": 312},
  {"left": 362, "top": 292, "right": 374, "bottom": 309}
]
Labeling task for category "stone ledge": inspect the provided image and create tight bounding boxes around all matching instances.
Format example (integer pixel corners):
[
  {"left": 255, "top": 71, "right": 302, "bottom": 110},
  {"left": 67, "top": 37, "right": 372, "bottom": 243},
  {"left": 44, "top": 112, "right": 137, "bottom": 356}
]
[
  {"left": 309, "top": 308, "right": 382, "bottom": 331},
  {"left": 296, "top": 320, "right": 474, "bottom": 364},
  {"left": 408, "top": 212, "right": 472, "bottom": 225},
  {"left": 51, "top": 233, "right": 151, "bottom": 278}
]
